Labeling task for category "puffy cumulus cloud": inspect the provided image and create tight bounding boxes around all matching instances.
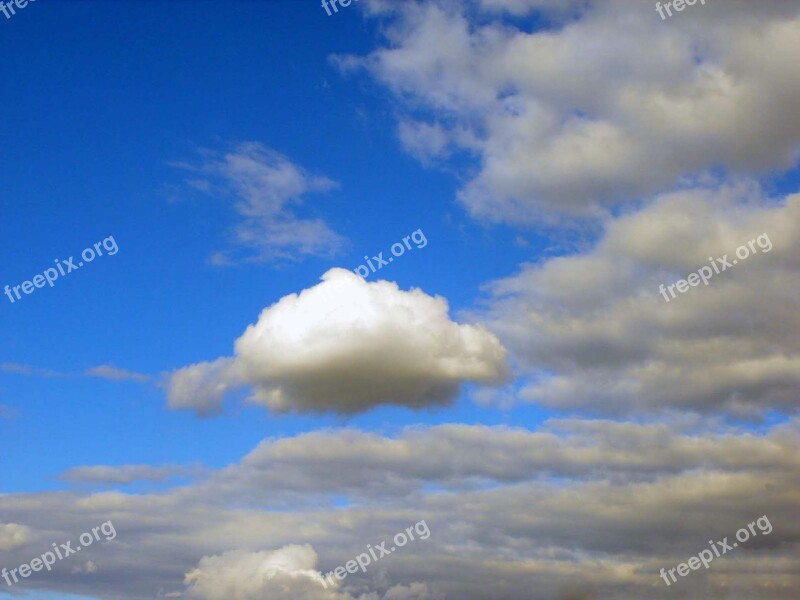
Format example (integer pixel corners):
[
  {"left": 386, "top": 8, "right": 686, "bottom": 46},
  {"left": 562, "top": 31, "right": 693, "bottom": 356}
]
[
  {"left": 183, "top": 545, "right": 438, "bottom": 600},
  {"left": 171, "top": 142, "right": 345, "bottom": 263},
  {"left": 167, "top": 268, "right": 508, "bottom": 415},
  {"left": 1, "top": 419, "right": 799, "bottom": 599},
  {"left": 343, "top": 1, "right": 800, "bottom": 222},
  {"left": 475, "top": 182, "right": 800, "bottom": 416},
  {"left": 184, "top": 545, "right": 345, "bottom": 600},
  {"left": 0, "top": 522, "right": 31, "bottom": 551}
]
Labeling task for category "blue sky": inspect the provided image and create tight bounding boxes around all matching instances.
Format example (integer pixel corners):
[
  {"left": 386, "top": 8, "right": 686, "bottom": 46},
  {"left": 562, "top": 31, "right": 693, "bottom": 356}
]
[
  {"left": 0, "top": 0, "right": 550, "bottom": 495},
  {"left": 2, "top": 2, "right": 800, "bottom": 599}
]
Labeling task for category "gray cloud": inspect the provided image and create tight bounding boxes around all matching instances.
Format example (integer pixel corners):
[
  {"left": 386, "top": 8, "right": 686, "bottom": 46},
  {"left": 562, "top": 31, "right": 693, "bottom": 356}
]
[
  {"left": 199, "top": 419, "right": 800, "bottom": 502},
  {"left": 474, "top": 183, "right": 800, "bottom": 416},
  {"left": 60, "top": 465, "right": 191, "bottom": 486},
  {"left": 1, "top": 420, "right": 799, "bottom": 598},
  {"left": 343, "top": 0, "right": 800, "bottom": 222}
]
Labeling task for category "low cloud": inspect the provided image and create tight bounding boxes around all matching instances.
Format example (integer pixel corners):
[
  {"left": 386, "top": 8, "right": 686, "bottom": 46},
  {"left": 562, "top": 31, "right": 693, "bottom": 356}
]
[
  {"left": 184, "top": 545, "right": 438, "bottom": 600},
  {"left": 477, "top": 183, "right": 800, "bottom": 416},
  {"left": 167, "top": 268, "right": 508, "bottom": 415},
  {"left": 184, "top": 545, "right": 342, "bottom": 600},
  {"left": 343, "top": 0, "right": 800, "bottom": 222},
  {"left": 202, "top": 419, "right": 800, "bottom": 501},
  {"left": 1, "top": 419, "right": 798, "bottom": 599},
  {"left": 0, "top": 522, "right": 31, "bottom": 551},
  {"left": 60, "top": 464, "right": 190, "bottom": 486}
]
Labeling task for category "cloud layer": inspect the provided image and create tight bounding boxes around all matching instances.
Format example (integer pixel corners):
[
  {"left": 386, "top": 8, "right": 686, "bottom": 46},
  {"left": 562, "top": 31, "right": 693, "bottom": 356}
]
[
  {"left": 3, "top": 419, "right": 799, "bottom": 599},
  {"left": 0, "top": 522, "right": 31, "bottom": 551}
]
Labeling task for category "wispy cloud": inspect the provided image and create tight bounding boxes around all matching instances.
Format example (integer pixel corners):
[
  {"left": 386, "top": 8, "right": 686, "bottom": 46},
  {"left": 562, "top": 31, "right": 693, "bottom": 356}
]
[
  {"left": 172, "top": 142, "right": 346, "bottom": 264},
  {"left": 1, "top": 363, "right": 150, "bottom": 384},
  {"left": 60, "top": 464, "right": 193, "bottom": 485},
  {"left": 85, "top": 365, "right": 151, "bottom": 383},
  {"left": 0, "top": 404, "right": 18, "bottom": 419},
  {"left": 0, "top": 362, "right": 63, "bottom": 377}
]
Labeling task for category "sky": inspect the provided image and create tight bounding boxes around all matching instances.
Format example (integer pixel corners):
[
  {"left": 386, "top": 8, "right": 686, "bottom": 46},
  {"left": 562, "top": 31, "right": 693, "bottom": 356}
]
[{"left": 1, "top": 1, "right": 799, "bottom": 600}]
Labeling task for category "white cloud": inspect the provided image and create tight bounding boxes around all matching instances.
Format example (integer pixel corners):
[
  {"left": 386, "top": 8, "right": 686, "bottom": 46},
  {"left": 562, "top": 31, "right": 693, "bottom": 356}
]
[
  {"left": 184, "top": 545, "right": 348, "bottom": 600},
  {"left": 167, "top": 357, "right": 240, "bottom": 416},
  {"left": 477, "top": 182, "right": 800, "bottom": 415},
  {"left": 173, "top": 142, "right": 345, "bottom": 263},
  {"left": 397, "top": 121, "right": 452, "bottom": 164},
  {"left": 0, "top": 522, "right": 31, "bottom": 551},
  {"left": 183, "top": 545, "right": 439, "bottom": 600},
  {"left": 167, "top": 268, "right": 508, "bottom": 415},
  {"left": 344, "top": 0, "right": 800, "bottom": 222},
  {"left": 71, "top": 560, "right": 99, "bottom": 574}
]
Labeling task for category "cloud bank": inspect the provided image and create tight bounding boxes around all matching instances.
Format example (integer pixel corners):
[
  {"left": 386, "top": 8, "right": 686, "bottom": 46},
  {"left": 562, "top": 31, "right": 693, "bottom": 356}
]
[{"left": 345, "top": 0, "right": 800, "bottom": 222}]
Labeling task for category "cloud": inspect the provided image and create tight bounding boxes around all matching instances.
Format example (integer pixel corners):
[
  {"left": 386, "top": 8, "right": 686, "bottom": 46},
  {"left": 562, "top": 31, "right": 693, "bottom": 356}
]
[
  {"left": 167, "top": 357, "right": 240, "bottom": 416},
  {"left": 1, "top": 419, "right": 799, "bottom": 599},
  {"left": 201, "top": 419, "right": 800, "bottom": 502},
  {"left": 342, "top": 1, "right": 800, "bottom": 222},
  {"left": 470, "top": 182, "right": 800, "bottom": 416},
  {"left": 85, "top": 365, "right": 151, "bottom": 383},
  {"left": 184, "top": 545, "right": 347, "bottom": 600},
  {"left": 172, "top": 142, "right": 345, "bottom": 263},
  {"left": 183, "top": 545, "right": 439, "bottom": 600},
  {"left": 396, "top": 121, "right": 453, "bottom": 164},
  {"left": 167, "top": 268, "right": 509, "bottom": 415},
  {"left": 0, "top": 522, "right": 31, "bottom": 551},
  {"left": 60, "top": 464, "right": 190, "bottom": 485},
  {"left": 71, "top": 560, "right": 98, "bottom": 574},
  {"left": 382, "top": 584, "right": 443, "bottom": 600},
  {"left": 0, "top": 362, "right": 62, "bottom": 377}
]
